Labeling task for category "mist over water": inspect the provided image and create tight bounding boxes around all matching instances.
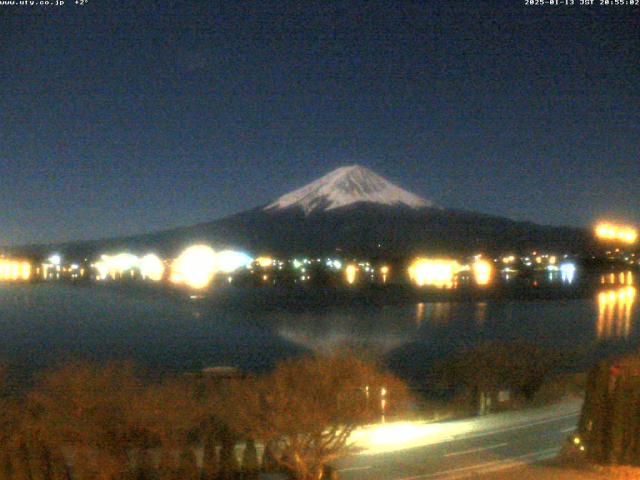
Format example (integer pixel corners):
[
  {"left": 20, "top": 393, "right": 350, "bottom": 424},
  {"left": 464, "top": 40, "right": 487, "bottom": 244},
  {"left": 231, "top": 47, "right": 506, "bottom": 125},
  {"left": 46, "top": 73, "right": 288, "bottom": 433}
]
[{"left": 0, "top": 283, "right": 637, "bottom": 381}]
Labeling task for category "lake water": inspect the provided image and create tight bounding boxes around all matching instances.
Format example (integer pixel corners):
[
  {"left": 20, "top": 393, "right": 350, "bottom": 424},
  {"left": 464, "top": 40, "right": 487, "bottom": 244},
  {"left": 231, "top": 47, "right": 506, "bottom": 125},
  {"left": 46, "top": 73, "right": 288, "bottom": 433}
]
[{"left": 0, "top": 282, "right": 637, "bottom": 380}]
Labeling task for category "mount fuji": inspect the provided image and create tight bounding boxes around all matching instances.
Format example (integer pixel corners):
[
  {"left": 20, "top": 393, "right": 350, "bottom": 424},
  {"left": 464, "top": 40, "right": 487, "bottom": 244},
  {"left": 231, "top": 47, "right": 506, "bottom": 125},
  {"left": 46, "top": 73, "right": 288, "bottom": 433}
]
[
  {"left": 265, "top": 165, "right": 435, "bottom": 214},
  {"left": 14, "top": 165, "right": 593, "bottom": 259}
]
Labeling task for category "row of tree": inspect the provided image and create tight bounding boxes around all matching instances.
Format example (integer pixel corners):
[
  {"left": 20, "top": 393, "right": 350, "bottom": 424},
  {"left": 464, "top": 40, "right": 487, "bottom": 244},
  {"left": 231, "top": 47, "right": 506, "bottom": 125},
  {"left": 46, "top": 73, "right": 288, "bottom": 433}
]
[
  {"left": 428, "top": 341, "right": 567, "bottom": 415},
  {"left": 0, "top": 353, "right": 411, "bottom": 480}
]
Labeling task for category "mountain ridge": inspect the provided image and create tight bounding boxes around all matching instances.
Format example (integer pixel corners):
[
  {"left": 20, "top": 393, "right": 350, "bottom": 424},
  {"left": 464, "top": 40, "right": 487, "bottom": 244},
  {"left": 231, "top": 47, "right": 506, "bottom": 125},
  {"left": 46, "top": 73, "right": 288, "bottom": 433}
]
[{"left": 5, "top": 166, "right": 595, "bottom": 259}]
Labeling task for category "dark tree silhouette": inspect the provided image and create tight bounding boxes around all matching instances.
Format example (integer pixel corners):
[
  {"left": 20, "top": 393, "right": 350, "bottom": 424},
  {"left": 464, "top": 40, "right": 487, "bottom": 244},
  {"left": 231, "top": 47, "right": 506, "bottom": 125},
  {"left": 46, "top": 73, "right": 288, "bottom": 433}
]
[
  {"left": 240, "top": 439, "right": 259, "bottom": 480},
  {"left": 579, "top": 355, "right": 640, "bottom": 465},
  {"left": 217, "top": 427, "right": 239, "bottom": 480},
  {"left": 201, "top": 435, "right": 219, "bottom": 480},
  {"left": 176, "top": 448, "right": 199, "bottom": 480}
]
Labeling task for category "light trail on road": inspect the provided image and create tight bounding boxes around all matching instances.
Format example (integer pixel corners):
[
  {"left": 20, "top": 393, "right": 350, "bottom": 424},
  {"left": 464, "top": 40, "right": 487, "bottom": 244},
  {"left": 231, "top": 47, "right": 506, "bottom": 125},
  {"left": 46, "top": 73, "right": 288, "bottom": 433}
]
[{"left": 336, "top": 400, "right": 581, "bottom": 480}]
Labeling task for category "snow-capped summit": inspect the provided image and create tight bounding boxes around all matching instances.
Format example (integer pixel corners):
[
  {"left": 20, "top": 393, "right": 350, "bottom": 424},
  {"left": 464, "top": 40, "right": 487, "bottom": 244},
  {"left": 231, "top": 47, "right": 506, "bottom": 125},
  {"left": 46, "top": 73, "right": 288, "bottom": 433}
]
[{"left": 266, "top": 165, "right": 435, "bottom": 215}]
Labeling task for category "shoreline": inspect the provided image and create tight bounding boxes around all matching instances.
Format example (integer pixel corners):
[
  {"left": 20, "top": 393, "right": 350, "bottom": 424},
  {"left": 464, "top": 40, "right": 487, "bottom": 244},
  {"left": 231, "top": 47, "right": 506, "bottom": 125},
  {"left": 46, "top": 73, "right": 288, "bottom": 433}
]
[{"left": 21, "top": 279, "right": 604, "bottom": 312}]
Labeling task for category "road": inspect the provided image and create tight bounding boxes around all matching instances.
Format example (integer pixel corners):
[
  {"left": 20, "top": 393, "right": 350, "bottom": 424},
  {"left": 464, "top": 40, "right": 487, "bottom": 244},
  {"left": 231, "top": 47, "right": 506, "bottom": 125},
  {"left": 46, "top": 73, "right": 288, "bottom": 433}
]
[{"left": 335, "top": 399, "right": 582, "bottom": 480}]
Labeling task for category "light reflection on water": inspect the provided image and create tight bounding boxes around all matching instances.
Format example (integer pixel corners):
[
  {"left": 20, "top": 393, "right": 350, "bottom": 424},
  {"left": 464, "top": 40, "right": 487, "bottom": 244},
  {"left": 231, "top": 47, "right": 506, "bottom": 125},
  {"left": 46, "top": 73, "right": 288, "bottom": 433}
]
[
  {"left": 430, "top": 303, "right": 452, "bottom": 326},
  {"left": 596, "top": 286, "right": 636, "bottom": 339},
  {"left": 274, "top": 308, "right": 415, "bottom": 354},
  {"left": 274, "top": 286, "right": 639, "bottom": 359},
  {"left": 475, "top": 302, "right": 487, "bottom": 326},
  {"left": 415, "top": 302, "right": 425, "bottom": 326},
  {"left": 601, "top": 271, "right": 634, "bottom": 286},
  {"left": 0, "top": 278, "right": 638, "bottom": 376}
]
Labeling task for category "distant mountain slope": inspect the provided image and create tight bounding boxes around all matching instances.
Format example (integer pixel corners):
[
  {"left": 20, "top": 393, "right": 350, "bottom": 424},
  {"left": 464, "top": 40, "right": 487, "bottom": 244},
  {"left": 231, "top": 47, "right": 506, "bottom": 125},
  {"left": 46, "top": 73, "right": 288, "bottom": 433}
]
[{"left": 9, "top": 165, "right": 594, "bottom": 259}]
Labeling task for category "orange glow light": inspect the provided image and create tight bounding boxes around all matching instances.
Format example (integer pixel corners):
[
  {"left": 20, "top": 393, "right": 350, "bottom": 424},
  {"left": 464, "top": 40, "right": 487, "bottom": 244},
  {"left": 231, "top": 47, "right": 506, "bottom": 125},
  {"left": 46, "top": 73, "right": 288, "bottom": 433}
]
[
  {"left": 170, "top": 245, "right": 218, "bottom": 290},
  {"left": 595, "top": 223, "right": 637, "bottom": 244},
  {"left": 380, "top": 265, "right": 389, "bottom": 284},
  {"left": 472, "top": 259, "right": 493, "bottom": 286},
  {"left": 408, "top": 258, "right": 460, "bottom": 289},
  {"left": 255, "top": 256, "right": 273, "bottom": 268},
  {"left": 345, "top": 264, "right": 358, "bottom": 285},
  {"left": 0, "top": 259, "right": 31, "bottom": 281},
  {"left": 597, "top": 286, "right": 636, "bottom": 339}
]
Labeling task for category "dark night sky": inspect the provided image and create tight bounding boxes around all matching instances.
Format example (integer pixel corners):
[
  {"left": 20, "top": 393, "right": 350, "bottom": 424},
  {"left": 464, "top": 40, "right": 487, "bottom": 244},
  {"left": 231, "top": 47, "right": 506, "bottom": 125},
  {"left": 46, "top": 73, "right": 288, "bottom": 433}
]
[{"left": 1, "top": 1, "right": 638, "bottom": 245}]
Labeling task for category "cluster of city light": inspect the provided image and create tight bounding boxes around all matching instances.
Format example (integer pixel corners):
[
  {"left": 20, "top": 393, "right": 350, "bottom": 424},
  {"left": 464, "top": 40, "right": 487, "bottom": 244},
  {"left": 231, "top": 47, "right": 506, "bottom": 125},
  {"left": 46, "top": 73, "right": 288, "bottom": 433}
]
[
  {"left": 40, "top": 254, "right": 61, "bottom": 280},
  {"left": 471, "top": 259, "right": 493, "bottom": 286},
  {"left": 252, "top": 257, "right": 286, "bottom": 272},
  {"left": 255, "top": 256, "right": 273, "bottom": 268},
  {"left": 91, "top": 246, "right": 256, "bottom": 288},
  {"left": 39, "top": 255, "right": 86, "bottom": 280},
  {"left": 291, "top": 257, "right": 388, "bottom": 283},
  {"left": 216, "top": 250, "right": 253, "bottom": 273},
  {"left": 99, "top": 253, "right": 136, "bottom": 279},
  {"left": 597, "top": 286, "right": 636, "bottom": 339},
  {"left": 595, "top": 223, "right": 638, "bottom": 244},
  {"left": 288, "top": 256, "right": 390, "bottom": 284},
  {"left": 325, "top": 259, "right": 343, "bottom": 270},
  {"left": 0, "top": 258, "right": 31, "bottom": 281},
  {"left": 408, "top": 258, "right": 460, "bottom": 289},
  {"left": 23, "top": 244, "right": 599, "bottom": 291},
  {"left": 560, "top": 262, "right": 577, "bottom": 284},
  {"left": 358, "top": 262, "right": 375, "bottom": 274},
  {"left": 292, "top": 258, "right": 313, "bottom": 269},
  {"left": 94, "top": 253, "right": 165, "bottom": 281},
  {"left": 170, "top": 245, "right": 252, "bottom": 289}
]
